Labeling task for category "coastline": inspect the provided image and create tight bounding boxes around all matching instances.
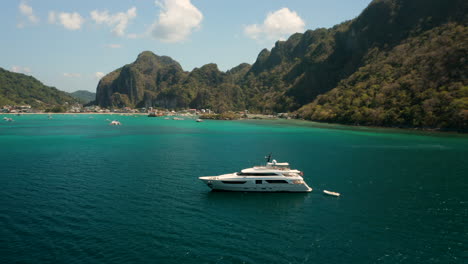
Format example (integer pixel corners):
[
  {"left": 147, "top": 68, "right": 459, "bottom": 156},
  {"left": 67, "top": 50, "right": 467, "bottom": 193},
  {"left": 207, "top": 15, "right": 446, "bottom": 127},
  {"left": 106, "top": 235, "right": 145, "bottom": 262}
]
[{"left": 2, "top": 112, "right": 465, "bottom": 135}]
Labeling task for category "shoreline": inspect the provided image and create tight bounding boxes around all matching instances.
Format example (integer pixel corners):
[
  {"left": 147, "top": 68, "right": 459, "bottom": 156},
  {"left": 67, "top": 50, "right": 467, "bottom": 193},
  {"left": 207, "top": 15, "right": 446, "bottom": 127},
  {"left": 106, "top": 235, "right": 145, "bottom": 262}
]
[{"left": 2, "top": 112, "right": 465, "bottom": 134}]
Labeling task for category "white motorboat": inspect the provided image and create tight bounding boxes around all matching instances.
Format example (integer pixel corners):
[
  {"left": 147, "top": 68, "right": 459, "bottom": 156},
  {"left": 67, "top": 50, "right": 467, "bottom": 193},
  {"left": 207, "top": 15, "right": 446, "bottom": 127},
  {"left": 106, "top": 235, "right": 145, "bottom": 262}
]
[
  {"left": 196, "top": 119, "right": 203, "bottom": 122},
  {"left": 199, "top": 155, "right": 312, "bottom": 192},
  {"left": 110, "top": 120, "right": 121, "bottom": 125}
]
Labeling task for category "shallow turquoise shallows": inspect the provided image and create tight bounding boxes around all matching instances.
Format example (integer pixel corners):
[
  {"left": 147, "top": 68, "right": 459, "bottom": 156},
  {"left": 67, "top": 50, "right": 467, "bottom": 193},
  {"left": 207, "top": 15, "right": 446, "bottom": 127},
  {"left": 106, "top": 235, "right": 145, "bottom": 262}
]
[{"left": 1, "top": 114, "right": 467, "bottom": 263}]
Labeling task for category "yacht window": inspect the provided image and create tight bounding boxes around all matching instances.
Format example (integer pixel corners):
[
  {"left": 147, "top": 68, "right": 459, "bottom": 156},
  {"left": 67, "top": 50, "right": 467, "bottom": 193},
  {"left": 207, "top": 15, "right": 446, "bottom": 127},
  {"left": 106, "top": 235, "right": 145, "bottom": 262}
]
[
  {"left": 255, "top": 180, "right": 262, "bottom": 184},
  {"left": 221, "top": 181, "right": 247, "bottom": 184},
  {"left": 266, "top": 180, "right": 288, "bottom": 184},
  {"left": 236, "top": 172, "right": 279, "bottom": 176}
]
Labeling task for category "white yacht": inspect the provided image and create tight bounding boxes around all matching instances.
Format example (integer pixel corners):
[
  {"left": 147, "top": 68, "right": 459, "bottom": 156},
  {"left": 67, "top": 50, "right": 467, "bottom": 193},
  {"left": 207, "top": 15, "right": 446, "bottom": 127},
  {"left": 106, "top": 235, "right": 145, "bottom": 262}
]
[{"left": 199, "top": 155, "right": 312, "bottom": 192}]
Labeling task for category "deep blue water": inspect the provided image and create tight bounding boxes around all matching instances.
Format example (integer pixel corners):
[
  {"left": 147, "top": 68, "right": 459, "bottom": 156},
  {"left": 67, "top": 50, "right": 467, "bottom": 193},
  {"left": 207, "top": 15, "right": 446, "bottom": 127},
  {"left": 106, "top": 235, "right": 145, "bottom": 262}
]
[{"left": 1, "top": 114, "right": 467, "bottom": 263}]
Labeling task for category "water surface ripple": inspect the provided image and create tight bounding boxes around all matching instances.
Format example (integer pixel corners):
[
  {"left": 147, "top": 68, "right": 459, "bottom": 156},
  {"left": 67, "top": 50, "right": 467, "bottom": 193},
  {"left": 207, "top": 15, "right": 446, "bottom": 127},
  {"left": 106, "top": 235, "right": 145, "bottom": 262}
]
[{"left": 1, "top": 114, "right": 467, "bottom": 263}]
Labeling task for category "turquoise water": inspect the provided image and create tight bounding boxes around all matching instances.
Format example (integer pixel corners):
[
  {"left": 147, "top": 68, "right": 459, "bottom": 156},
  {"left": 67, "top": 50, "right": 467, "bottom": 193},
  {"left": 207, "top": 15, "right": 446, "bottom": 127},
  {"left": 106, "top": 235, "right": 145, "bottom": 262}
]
[{"left": 1, "top": 114, "right": 467, "bottom": 263}]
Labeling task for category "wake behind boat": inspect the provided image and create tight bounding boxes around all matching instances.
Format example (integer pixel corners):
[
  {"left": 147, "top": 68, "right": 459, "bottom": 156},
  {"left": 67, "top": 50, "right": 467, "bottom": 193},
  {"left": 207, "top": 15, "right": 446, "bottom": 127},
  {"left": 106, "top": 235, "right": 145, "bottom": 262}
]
[{"left": 199, "top": 155, "right": 312, "bottom": 192}]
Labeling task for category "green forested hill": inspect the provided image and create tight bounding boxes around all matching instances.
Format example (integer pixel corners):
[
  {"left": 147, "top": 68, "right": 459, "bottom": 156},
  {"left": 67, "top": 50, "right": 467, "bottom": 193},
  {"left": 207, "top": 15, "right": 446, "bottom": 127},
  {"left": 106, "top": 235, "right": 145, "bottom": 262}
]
[
  {"left": 0, "top": 68, "right": 78, "bottom": 108},
  {"left": 95, "top": 0, "right": 467, "bottom": 130},
  {"left": 297, "top": 23, "right": 467, "bottom": 130}
]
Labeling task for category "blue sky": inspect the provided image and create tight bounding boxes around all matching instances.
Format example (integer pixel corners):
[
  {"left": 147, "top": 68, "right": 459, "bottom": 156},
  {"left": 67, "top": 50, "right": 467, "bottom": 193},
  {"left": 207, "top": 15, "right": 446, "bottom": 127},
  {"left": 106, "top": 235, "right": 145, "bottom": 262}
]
[{"left": 1, "top": 0, "right": 372, "bottom": 93}]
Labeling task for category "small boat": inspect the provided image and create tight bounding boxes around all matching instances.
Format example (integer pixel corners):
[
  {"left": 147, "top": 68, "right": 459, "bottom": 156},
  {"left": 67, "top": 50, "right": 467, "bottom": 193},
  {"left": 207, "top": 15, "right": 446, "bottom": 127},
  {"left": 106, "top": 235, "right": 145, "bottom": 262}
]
[
  {"left": 323, "top": 190, "right": 340, "bottom": 197},
  {"left": 110, "top": 120, "right": 121, "bottom": 125},
  {"left": 196, "top": 119, "right": 203, "bottom": 122},
  {"left": 2, "top": 117, "right": 8, "bottom": 120}
]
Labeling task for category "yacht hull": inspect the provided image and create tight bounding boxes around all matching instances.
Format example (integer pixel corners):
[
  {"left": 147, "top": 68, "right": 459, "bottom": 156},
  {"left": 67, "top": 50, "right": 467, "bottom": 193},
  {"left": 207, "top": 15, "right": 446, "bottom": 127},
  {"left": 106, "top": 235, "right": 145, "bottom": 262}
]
[{"left": 199, "top": 176, "right": 312, "bottom": 193}]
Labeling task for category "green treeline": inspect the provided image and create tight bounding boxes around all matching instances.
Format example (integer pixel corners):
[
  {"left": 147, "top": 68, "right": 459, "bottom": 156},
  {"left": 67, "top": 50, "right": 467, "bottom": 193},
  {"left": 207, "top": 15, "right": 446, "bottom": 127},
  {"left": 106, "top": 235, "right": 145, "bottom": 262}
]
[
  {"left": 298, "top": 23, "right": 467, "bottom": 130},
  {"left": 0, "top": 68, "right": 78, "bottom": 108}
]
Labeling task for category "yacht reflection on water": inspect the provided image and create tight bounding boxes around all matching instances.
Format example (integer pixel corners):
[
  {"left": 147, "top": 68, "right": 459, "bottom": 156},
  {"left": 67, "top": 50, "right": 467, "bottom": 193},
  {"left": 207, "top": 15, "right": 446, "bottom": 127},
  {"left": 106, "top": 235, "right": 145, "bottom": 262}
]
[{"left": 203, "top": 191, "right": 310, "bottom": 210}]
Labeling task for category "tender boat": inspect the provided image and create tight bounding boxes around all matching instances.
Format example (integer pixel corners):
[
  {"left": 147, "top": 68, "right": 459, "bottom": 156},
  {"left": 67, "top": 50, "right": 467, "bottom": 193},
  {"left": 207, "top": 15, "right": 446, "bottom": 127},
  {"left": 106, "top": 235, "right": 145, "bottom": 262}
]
[
  {"left": 196, "top": 119, "right": 203, "bottom": 122},
  {"left": 323, "top": 190, "right": 340, "bottom": 197},
  {"left": 199, "top": 155, "right": 312, "bottom": 192},
  {"left": 110, "top": 120, "right": 121, "bottom": 125}
]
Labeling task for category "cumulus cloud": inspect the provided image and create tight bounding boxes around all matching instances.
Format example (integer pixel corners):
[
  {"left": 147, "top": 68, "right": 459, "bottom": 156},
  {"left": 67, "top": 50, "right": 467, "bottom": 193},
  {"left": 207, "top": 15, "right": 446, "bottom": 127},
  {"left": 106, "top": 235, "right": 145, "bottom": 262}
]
[
  {"left": 150, "top": 0, "right": 203, "bottom": 43},
  {"left": 90, "top": 7, "right": 137, "bottom": 37},
  {"left": 48, "top": 11, "right": 84, "bottom": 30},
  {"left": 18, "top": 2, "right": 39, "bottom": 27},
  {"left": 57, "top": 12, "right": 84, "bottom": 30},
  {"left": 244, "top": 8, "right": 305, "bottom": 41},
  {"left": 11, "top": 66, "right": 31, "bottom": 74},
  {"left": 63, "top": 73, "right": 81, "bottom": 78},
  {"left": 95, "top": 72, "right": 105, "bottom": 79}
]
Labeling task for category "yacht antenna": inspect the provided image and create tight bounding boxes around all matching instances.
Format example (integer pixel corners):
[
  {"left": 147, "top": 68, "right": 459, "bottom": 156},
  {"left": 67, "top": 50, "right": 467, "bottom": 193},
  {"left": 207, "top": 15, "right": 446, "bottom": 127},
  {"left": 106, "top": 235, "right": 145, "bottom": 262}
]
[{"left": 265, "top": 153, "right": 272, "bottom": 162}]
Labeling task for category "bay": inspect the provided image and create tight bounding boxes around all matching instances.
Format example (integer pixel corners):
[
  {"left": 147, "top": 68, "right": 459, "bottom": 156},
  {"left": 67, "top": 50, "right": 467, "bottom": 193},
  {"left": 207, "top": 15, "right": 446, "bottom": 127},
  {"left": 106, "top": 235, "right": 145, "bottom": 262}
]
[{"left": 1, "top": 114, "right": 467, "bottom": 263}]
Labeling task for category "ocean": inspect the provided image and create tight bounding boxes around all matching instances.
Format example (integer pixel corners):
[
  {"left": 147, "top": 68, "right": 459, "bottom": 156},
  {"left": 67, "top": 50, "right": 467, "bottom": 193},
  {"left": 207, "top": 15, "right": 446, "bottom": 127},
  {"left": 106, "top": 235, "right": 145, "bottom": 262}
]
[{"left": 1, "top": 114, "right": 467, "bottom": 263}]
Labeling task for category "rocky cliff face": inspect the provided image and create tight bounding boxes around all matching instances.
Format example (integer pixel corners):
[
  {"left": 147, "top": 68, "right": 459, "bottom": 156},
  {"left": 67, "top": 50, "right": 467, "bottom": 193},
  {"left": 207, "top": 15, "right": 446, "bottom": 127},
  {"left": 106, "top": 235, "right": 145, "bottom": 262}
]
[
  {"left": 95, "top": 50, "right": 249, "bottom": 111},
  {"left": 95, "top": 51, "right": 186, "bottom": 108}
]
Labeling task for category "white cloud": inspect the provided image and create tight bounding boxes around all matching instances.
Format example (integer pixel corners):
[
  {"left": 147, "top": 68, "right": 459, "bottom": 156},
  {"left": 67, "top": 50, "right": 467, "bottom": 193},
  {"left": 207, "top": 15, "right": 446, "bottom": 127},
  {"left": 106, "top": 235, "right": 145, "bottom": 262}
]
[
  {"left": 63, "top": 73, "right": 81, "bottom": 78},
  {"left": 58, "top": 12, "right": 84, "bottom": 30},
  {"left": 105, "top": 44, "right": 122, "bottom": 49},
  {"left": 18, "top": 2, "right": 39, "bottom": 25},
  {"left": 11, "top": 66, "right": 31, "bottom": 74},
  {"left": 150, "top": 0, "right": 203, "bottom": 43},
  {"left": 95, "top": 72, "right": 105, "bottom": 79},
  {"left": 90, "top": 7, "right": 137, "bottom": 37},
  {"left": 244, "top": 8, "right": 305, "bottom": 41}
]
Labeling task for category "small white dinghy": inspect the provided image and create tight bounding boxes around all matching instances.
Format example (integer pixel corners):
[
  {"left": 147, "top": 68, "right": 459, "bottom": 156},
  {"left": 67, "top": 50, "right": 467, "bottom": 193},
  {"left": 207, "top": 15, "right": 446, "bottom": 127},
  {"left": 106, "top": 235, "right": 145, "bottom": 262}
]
[
  {"left": 323, "top": 190, "right": 340, "bottom": 197},
  {"left": 110, "top": 120, "right": 121, "bottom": 125}
]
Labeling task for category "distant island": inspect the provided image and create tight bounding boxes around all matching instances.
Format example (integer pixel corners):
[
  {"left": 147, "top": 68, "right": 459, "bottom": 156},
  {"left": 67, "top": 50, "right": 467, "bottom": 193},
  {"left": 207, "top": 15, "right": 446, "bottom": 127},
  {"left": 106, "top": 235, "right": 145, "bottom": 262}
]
[{"left": 1, "top": 0, "right": 466, "bottom": 131}]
